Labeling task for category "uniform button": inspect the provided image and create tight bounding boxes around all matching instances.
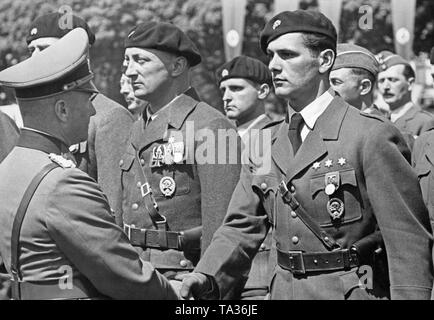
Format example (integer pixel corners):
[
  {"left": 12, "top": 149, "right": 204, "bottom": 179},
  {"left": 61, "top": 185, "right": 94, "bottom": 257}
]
[
  {"left": 131, "top": 203, "right": 139, "bottom": 210},
  {"left": 137, "top": 181, "right": 142, "bottom": 188},
  {"left": 119, "top": 159, "right": 124, "bottom": 166},
  {"left": 260, "top": 243, "right": 267, "bottom": 251},
  {"left": 290, "top": 211, "right": 297, "bottom": 218},
  {"left": 290, "top": 185, "right": 296, "bottom": 193},
  {"left": 291, "top": 236, "right": 299, "bottom": 244},
  {"left": 260, "top": 183, "right": 268, "bottom": 190},
  {"left": 140, "top": 158, "right": 146, "bottom": 166},
  {"left": 180, "top": 260, "right": 188, "bottom": 267}
]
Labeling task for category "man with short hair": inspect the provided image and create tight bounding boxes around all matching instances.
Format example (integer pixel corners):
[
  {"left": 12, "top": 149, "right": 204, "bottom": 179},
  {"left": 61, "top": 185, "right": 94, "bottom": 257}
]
[
  {"left": 120, "top": 22, "right": 241, "bottom": 282},
  {"left": 119, "top": 72, "right": 147, "bottom": 120},
  {"left": 0, "top": 29, "right": 178, "bottom": 300},
  {"left": 330, "top": 43, "right": 387, "bottom": 117},
  {"left": 330, "top": 44, "right": 414, "bottom": 149},
  {"left": 26, "top": 12, "right": 134, "bottom": 211},
  {"left": 216, "top": 55, "right": 279, "bottom": 299},
  {"left": 181, "top": 10, "right": 433, "bottom": 300},
  {"left": 377, "top": 50, "right": 434, "bottom": 138}
]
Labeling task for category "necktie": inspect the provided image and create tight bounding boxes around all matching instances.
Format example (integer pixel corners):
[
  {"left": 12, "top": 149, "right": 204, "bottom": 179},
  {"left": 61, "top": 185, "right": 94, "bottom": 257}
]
[{"left": 288, "top": 113, "right": 304, "bottom": 155}]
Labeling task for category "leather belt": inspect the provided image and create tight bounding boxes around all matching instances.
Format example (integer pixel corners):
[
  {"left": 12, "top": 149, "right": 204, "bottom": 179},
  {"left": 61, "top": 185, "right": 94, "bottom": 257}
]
[
  {"left": 124, "top": 223, "right": 182, "bottom": 250},
  {"left": 13, "top": 277, "right": 104, "bottom": 300},
  {"left": 277, "top": 248, "right": 359, "bottom": 275}
]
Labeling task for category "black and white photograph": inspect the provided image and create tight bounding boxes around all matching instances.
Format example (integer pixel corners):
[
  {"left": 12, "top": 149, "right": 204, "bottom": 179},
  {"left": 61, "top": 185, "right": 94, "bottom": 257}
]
[{"left": 0, "top": 0, "right": 433, "bottom": 308}]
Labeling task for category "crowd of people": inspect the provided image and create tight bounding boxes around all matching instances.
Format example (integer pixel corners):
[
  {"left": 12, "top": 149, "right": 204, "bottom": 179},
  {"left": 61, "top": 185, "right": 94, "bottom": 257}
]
[{"left": 0, "top": 8, "right": 434, "bottom": 300}]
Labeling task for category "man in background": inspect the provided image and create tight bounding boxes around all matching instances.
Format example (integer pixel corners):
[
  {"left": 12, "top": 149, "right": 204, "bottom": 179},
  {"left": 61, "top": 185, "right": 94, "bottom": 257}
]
[
  {"left": 120, "top": 72, "right": 147, "bottom": 120},
  {"left": 26, "top": 12, "right": 134, "bottom": 211}
]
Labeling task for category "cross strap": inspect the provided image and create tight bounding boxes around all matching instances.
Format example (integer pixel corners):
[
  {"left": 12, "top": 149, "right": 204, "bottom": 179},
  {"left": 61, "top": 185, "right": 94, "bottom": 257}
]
[
  {"left": 134, "top": 151, "right": 169, "bottom": 248},
  {"left": 278, "top": 180, "right": 341, "bottom": 251}
]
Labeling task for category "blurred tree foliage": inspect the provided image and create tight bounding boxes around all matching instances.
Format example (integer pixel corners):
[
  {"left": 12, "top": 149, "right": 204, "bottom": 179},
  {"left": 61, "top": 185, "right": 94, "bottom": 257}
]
[{"left": 0, "top": 0, "right": 433, "bottom": 108}]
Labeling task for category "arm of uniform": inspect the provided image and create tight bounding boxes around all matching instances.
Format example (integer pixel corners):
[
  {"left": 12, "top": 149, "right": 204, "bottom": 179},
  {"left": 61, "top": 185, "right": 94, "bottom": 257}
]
[
  {"left": 364, "top": 121, "right": 434, "bottom": 300},
  {"left": 196, "top": 117, "right": 242, "bottom": 251},
  {"left": 45, "top": 168, "right": 179, "bottom": 300},
  {"left": 194, "top": 163, "right": 270, "bottom": 299}
]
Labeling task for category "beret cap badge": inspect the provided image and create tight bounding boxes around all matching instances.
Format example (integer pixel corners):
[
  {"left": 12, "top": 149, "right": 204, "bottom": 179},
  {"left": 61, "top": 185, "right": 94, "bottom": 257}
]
[
  {"left": 221, "top": 69, "right": 229, "bottom": 77},
  {"left": 272, "top": 20, "right": 281, "bottom": 30},
  {"left": 30, "top": 28, "right": 38, "bottom": 35}
]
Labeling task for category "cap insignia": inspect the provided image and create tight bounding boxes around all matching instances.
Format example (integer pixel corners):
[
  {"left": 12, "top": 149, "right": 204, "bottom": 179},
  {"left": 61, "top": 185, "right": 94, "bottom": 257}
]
[
  {"left": 30, "top": 28, "right": 38, "bottom": 36},
  {"left": 221, "top": 69, "right": 229, "bottom": 77},
  {"left": 272, "top": 20, "right": 281, "bottom": 30}
]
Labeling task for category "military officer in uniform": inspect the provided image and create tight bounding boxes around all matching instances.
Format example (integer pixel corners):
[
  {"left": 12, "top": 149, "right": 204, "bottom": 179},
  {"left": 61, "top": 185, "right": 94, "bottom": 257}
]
[
  {"left": 216, "top": 55, "right": 278, "bottom": 299},
  {"left": 181, "top": 10, "right": 433, "bottom": 300},
  {"left": 120, "top": 22, "right": 241, "bottom": 282},
  {"left": 330, "top": 43, "right": 388, "bottom": 117},
  {"left": 377, "top": 50, "right": 434, "bottom": 138},
  {"left": 26, "top": 12, "right": 134, "bottom": 212},
  {"left": 330, "top": 43, "right": 414, "bottom": 150},
  {"left": 0, "top": 29, "right": 178, "bottom": 300}
]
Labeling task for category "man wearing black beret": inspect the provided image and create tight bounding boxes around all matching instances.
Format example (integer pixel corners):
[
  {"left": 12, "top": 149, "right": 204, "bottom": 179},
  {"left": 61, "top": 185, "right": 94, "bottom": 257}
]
[
  {"left": 182, "top": 10, "right": 433, "bottom": 300},
  {"left": 216, "top": 55, "right": 280, "bottom": 300},
  {"left": 119, "top": 21, "right": 241, "bottom": 285},
  {"left": 26, "top": 12, "right": 134, "bottom": 214}
]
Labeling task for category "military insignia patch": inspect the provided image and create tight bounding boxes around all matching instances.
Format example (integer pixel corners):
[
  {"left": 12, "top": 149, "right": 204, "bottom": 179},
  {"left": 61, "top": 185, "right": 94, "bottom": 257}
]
[
  {"left": 324, "top": 171, "right": 340, "bottom": 196},
  {"left": 327, "top": 198, "right": 344, "bottom": 220},
  {"left": 48, "top": 153, "right": 76, "bottom": 168},
  {"left": 222, "top": 69, "right": 229, "bottom": 77},
  {"left": 337, "top": 157, "right": 346, "bottom": 166},
  {"left": 160, "top": 176, "right": 176, "bottom": 197},
  {"left": 30, "top": 28, "right": 38, "bottom": 36},
  {"left": 151, "top": 145, "right": 165, "bottom": 167},
  {"left": 312, "top": 162, "right": 321, "bottom": 170}
]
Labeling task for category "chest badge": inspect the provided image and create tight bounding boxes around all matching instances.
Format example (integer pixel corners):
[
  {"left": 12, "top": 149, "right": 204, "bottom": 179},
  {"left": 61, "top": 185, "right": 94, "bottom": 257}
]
[
  {"left": 160, "top": 176, "right": 176, "bottom": 197},
  {"left": 324, "top": 171, "right": 340, "bottom": 196},
  {"left": 151, "top": 145, "right": 165, "bottom": 167},
  {"left": 327, "top": 198, "right": 344, "bottom": 220}
]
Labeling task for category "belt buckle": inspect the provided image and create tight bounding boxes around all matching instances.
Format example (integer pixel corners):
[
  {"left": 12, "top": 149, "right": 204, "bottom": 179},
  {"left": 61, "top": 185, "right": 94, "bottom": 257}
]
[
  {"left": 288, "top": 251, "right": 305, "bottom": 275},
  {"left": 123, "top": 223, "right": 136, "bottom": 240},
  {"left": 140, "top": 182, "right": 151, "bottom": 197}
]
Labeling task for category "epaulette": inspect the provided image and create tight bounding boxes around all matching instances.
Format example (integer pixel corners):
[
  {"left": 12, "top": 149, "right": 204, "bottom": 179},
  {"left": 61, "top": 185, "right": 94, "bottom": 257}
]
[{"left": 48, "top": 153, "right": 76, "bottom": 168}]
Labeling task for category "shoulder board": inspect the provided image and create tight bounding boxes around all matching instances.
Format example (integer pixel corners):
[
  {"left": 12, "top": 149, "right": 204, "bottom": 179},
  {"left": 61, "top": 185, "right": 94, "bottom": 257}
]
[
  {"left": 48, "top": 153, "right": 76, "bottom": 168},
  {"left": 360, "top": 111, "right": 386, "bottom": 122}
]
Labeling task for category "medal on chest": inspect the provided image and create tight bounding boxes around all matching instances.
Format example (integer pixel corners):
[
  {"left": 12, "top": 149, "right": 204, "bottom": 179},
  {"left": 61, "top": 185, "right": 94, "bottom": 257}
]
[{"left": 160, "top": 176, "right": 176, "bottom": 197}]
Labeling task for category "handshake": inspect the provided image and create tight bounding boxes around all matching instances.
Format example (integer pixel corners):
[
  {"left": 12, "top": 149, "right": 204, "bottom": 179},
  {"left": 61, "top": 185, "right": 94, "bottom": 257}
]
[{"left": 170, "top": 272, "right": 216, "bottom": 300}]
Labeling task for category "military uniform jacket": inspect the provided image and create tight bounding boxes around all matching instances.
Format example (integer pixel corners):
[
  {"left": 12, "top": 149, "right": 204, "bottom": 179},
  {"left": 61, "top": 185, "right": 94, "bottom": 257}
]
[
  {"left": 119, "top": 88, "right": 241, "bottom": 270},
  {"left": 413, "top": 129, "right": 434, "bottom": 230},
  {"left": 393, "top": 103, "right": 434, "bottom": 138},
  {"left": 0, "top": 110, "right": 19, "bottom": 163},
  {"left": 196, "top": 95, "right": 433, "bottom": 300},
  {"left": 77, "top": 93, "right": 134, "bottom": 212},
  {"left": 0, "top": 129, "right": 177, "bottom": 299}
]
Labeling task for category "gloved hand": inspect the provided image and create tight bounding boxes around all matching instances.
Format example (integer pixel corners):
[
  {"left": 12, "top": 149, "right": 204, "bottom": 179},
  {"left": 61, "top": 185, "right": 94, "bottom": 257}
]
[{"left": 176, "top": 272, "right": 215, "bottom": 300}]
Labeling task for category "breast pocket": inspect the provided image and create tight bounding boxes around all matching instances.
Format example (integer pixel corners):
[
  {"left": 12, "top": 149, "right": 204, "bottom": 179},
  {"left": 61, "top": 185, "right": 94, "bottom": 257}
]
[
  {"left": 252, "top": 175, "right": 278, "bottom": 222},
  {"left": 310, "top": 168, "right": 363, "bottom": 227}
]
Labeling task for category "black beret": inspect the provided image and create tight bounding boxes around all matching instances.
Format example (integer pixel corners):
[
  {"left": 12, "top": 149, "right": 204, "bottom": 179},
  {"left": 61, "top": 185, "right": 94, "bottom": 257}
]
[
  {"left": 26, "top": 12, "right": 95, "bottom": 46},
  {"left": 430, "top": 47, "right": 434, "bottom": 65},
  {"left": 260, "top": 10, "right": 337, "bottom": 54},
  {"left": 216, "top": 55, "right": 272, "bottom": 86},
  {"left": 124, "top": 21, "right": 202, "bottom": 67}
]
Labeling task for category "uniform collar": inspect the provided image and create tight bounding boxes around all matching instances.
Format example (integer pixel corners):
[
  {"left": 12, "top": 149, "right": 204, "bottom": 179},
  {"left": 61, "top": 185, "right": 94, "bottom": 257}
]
[
  {"left": 287, "top": 88, "right": 335, "bottom": 130},
  {"left": 17, "top": 128, "right": 69, "bottom": 154},
  {"left": 131, "top": 87, "right": 200, "bottom": 151},
  {"left": 390, "top": 101, "right": 415, "bottom": 122}
]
